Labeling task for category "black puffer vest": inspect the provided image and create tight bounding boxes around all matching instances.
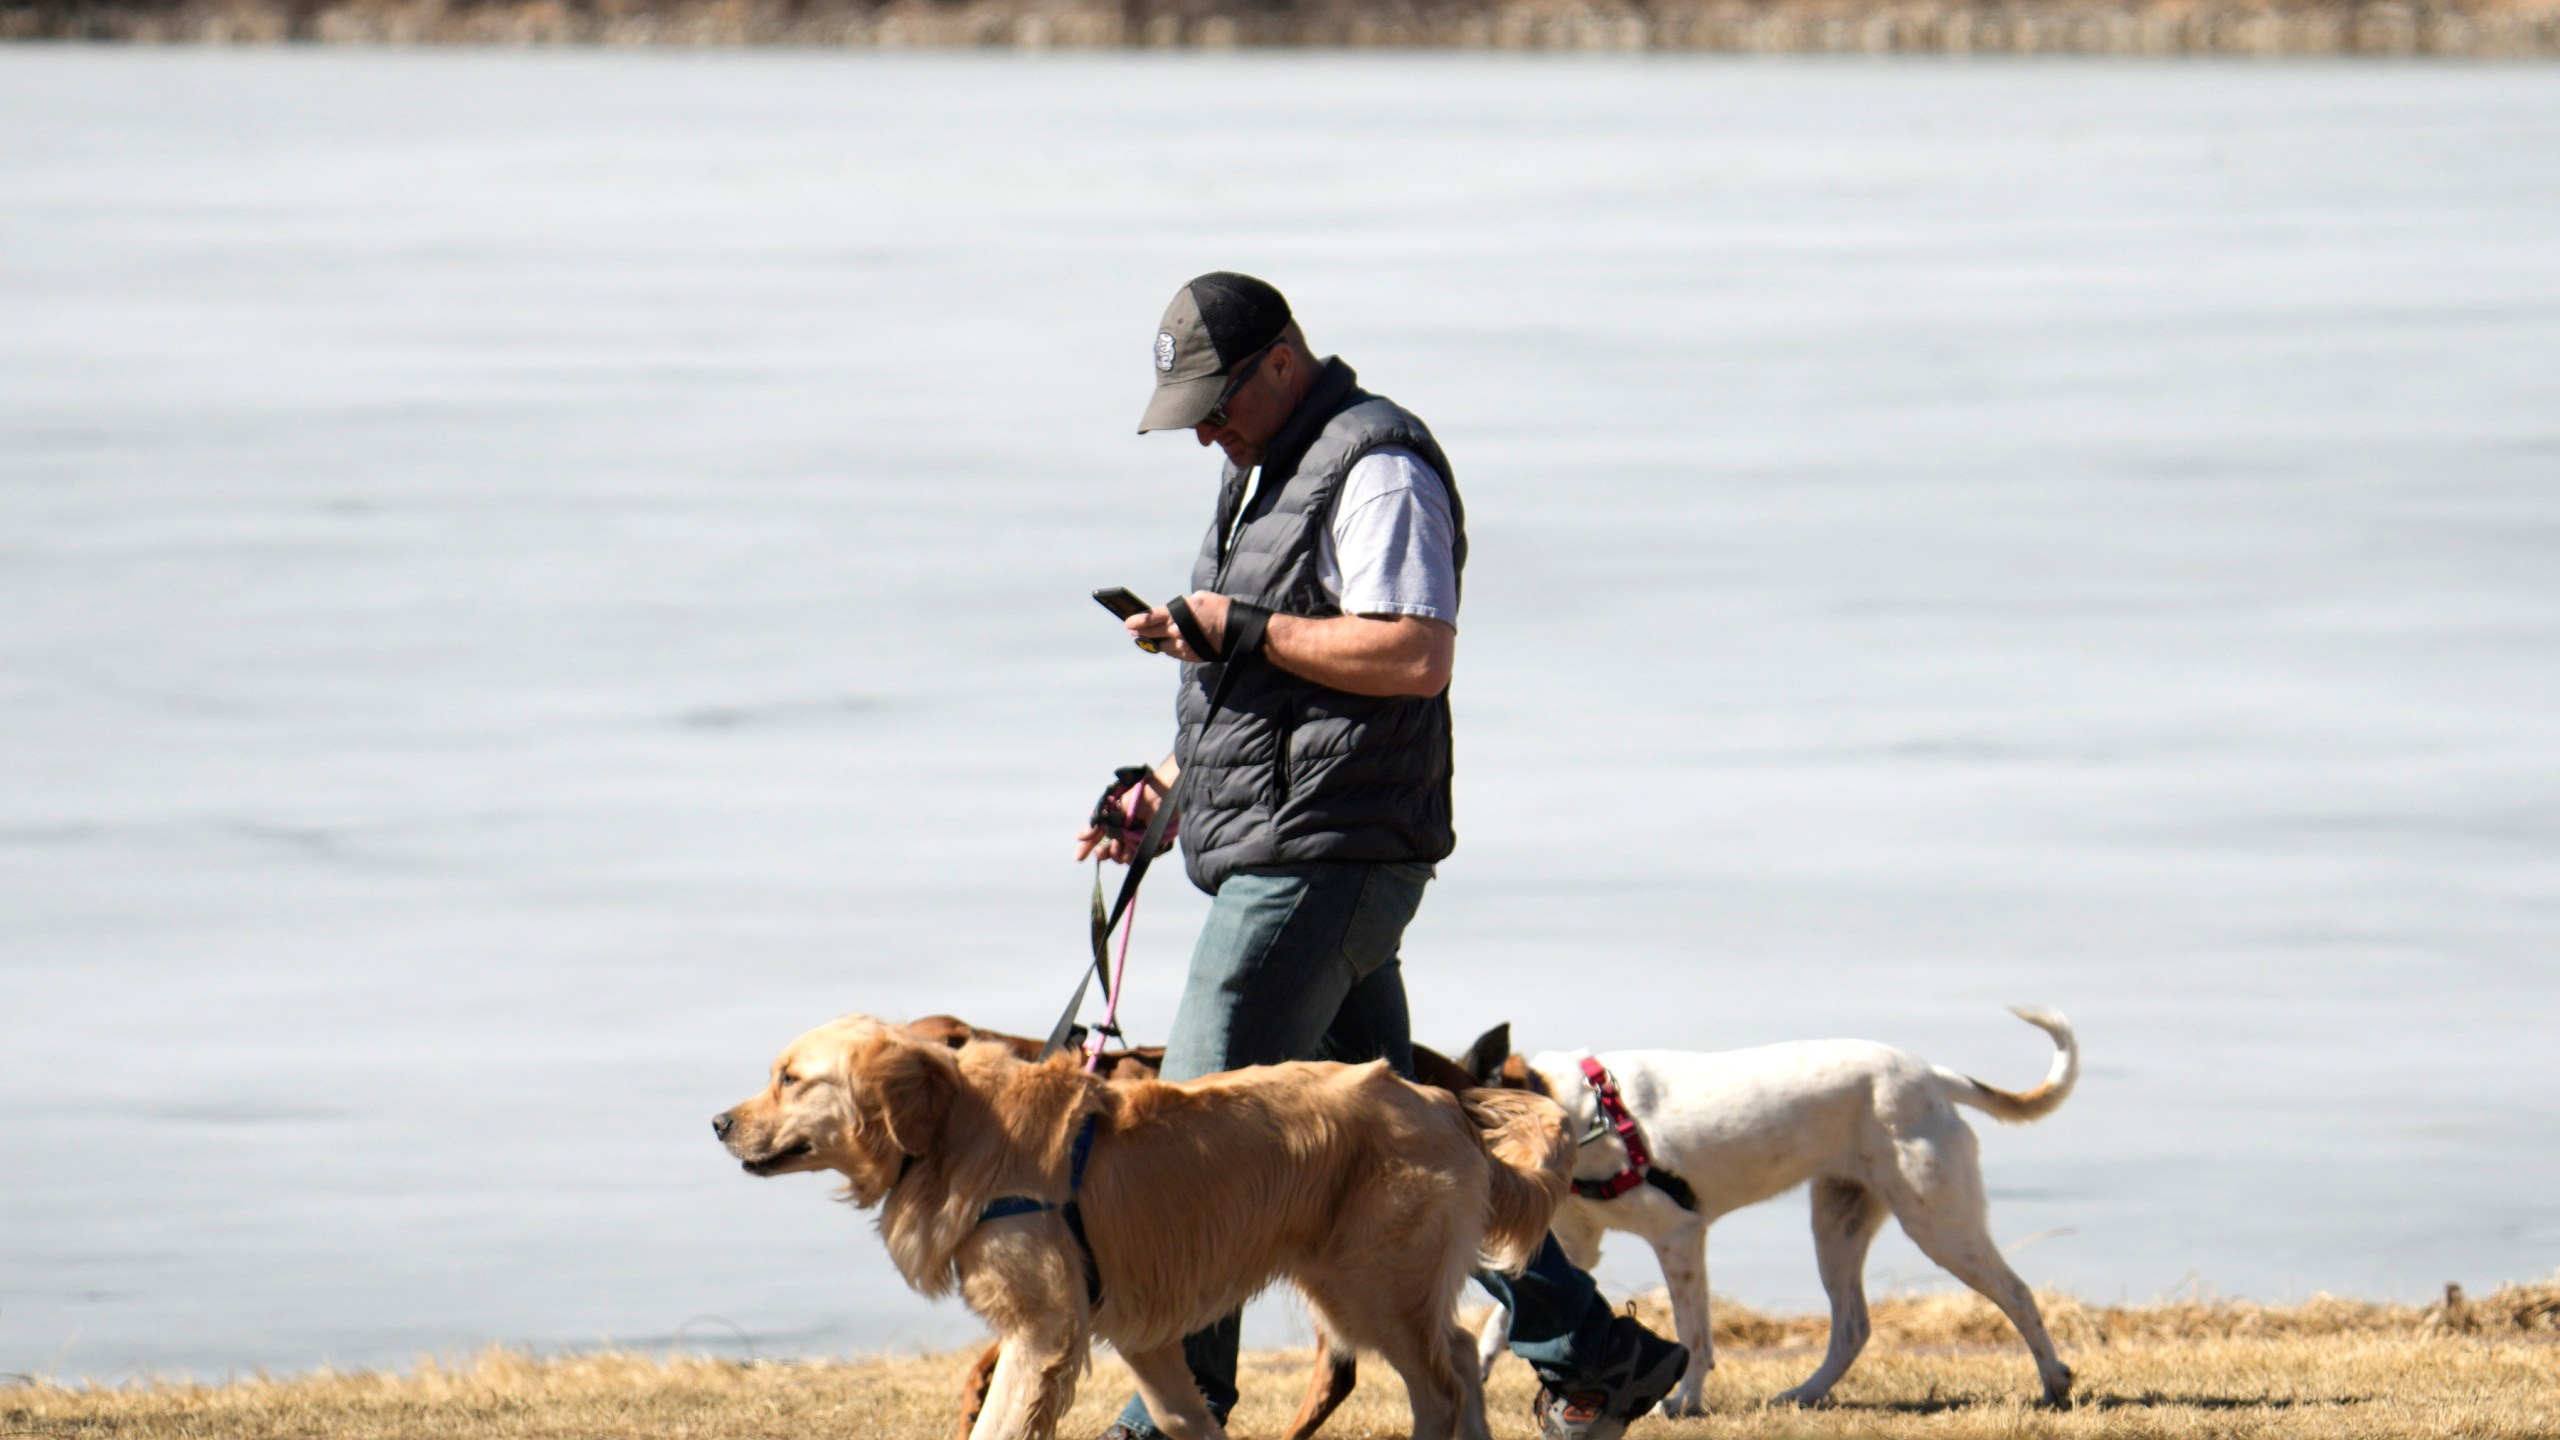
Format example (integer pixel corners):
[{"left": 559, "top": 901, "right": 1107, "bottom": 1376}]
[{"left": 1174, "top": 359, "right": 1467, "bottom": 894}]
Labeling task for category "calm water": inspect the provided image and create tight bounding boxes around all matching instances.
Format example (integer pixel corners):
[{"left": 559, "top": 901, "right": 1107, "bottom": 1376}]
[{"left": 4, "top": 50, "right": 2557, "bottom": 1384}]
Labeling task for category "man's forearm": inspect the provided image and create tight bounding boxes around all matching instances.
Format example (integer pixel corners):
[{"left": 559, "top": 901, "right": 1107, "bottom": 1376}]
[
  {"left": 1261, "top": 612, "right": 1454, "bottom": 698},
  {"left": 1131, "top": 594, "right": 1455, "bottom": 698}
]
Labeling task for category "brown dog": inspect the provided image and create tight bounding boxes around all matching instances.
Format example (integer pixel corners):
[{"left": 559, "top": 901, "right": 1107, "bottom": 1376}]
[
  {"left": 717, "top": 1014, "right": 1567, "bottom": 1440},
  {"left": 906, "top": 1018, "right": 1499, "bottom": 1440}
]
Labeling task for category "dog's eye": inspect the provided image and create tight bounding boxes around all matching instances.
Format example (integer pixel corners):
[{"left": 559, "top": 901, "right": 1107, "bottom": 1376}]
[{"left": 778, "top": 1071, "right": 797, "bottom": 1086}]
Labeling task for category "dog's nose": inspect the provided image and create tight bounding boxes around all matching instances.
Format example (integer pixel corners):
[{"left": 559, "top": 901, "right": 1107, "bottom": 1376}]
[{"left": 711, "top": 1111, "right": 734, "bottom": 1141}]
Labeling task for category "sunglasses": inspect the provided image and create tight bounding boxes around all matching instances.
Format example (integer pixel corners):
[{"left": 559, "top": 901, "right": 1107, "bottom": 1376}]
[{"left": 1199, "top": 339, "right": 1278, "bottom": 430}]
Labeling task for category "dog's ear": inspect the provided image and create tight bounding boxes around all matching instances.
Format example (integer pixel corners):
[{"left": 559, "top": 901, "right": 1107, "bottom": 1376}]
[
  {"left": 1408, "top": 1043, "right": 1477, "bottom": 1094},
  {"left": 852, "top": 1034, "right": 952, "bottom": 1159},
  {"left": 1461, "top": 1023, "right": 1512, "bottom": 1086},
  {"left": 1498, "top": 1053, "right": 1547, "bottom": 1096},
  {"left": 904, "top": 1015, "right": 978, "bottom": 1051}
]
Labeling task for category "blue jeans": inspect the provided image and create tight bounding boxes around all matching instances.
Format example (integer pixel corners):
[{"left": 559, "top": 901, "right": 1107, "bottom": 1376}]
[{"left": 1115, "top": 861, "right": 1614, "bottom": 1436}]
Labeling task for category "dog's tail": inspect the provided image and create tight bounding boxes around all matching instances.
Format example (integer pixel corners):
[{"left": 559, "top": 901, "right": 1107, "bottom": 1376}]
[
  {"left": 1461, "top": 1087, "right": 1573, "bottom": 1274},
  {"left": 1944, "top": 1006, "right": 2079, "bottom": 1124}
]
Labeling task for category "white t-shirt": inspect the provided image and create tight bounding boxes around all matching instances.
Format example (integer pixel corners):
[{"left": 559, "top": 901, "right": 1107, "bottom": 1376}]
[{"left": 1313, "top": 447, "right": 1460, "bottom": 628}]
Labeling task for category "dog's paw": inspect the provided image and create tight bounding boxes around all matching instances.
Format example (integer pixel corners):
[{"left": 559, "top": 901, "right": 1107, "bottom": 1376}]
[
  {"left": 2036, "top": 1364, "right": 2077, "bottom": 1410},
  {"left": 1770, "top": 1385, "right": 1834, "bottom": 1410},
  {"left": 1658, "top": 1392, "right": 1710, "bottom": 1419}
]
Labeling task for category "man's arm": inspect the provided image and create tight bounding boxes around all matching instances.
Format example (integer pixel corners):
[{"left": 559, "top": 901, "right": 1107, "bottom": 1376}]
[{"left": 1126, "top": 597, "right": 1454, "bottom": 698}]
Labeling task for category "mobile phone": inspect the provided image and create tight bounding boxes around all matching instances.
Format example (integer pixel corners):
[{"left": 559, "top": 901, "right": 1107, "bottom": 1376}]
[
  {"left": 1092, "top": 587, "right": 1162, "bottom": 653},
  {"left": 1092, "top": 587, "right": 1151, "bottom": 619}
]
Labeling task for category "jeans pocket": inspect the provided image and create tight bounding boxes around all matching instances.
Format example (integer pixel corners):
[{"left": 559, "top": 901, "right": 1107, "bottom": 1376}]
[{"left": 1340, "top": 861, "right": 1433, "bottom": 982}]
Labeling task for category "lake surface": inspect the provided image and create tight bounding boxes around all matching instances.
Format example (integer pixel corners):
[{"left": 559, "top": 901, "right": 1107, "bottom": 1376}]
[{"left": 3, "top": 50, "right": 2557, "bottom": 1384}]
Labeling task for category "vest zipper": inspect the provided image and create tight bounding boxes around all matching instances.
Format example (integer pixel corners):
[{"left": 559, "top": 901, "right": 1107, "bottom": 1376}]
[{"left": 1272, "top": 713, "right": 1295, "bottom": 810}]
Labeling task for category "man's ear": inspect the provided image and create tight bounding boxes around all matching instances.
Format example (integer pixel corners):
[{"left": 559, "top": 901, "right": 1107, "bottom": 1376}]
[
  {"left": 1461, "top": 1024, "right": 1512, "bottom": 1087},
  {"left": 852, "top": 1036, "right": 951, "bottom": 1158}
]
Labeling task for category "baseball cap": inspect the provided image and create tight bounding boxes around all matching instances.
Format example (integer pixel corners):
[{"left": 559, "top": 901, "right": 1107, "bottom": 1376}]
[{"left": 1138, "top": 272, "right": 1292, "bottom": 433}]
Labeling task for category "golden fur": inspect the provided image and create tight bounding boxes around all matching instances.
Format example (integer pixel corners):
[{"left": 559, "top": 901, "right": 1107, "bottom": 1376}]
[{"left": 716, "top": 1014, "right": 1572, "bottom": 1440}]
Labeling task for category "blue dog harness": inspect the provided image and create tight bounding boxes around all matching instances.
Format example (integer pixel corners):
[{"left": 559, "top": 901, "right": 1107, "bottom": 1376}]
[{"left": 976, "top": 1112, "right": 1104, "bottom": 1307}]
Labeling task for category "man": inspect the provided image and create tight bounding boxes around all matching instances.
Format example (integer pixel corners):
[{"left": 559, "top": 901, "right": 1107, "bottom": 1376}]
[{"left": 1074, "top": 272, "right": 1687, "bottom": 1440}]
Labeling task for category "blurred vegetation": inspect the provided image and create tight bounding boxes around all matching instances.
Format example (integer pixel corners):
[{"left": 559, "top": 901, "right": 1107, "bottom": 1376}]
[{"left": 7, "top": 0, "right": 2557, "bottom": 52}]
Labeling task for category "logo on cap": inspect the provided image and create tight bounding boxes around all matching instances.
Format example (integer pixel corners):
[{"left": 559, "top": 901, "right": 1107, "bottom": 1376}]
[{"left": 1154, "top": 331, "right": 1176, "bottom": 373}]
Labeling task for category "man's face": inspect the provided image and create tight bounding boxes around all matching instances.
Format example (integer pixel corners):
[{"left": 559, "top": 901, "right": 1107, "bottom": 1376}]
[{"left": 1192, "top": 342, "right": 1301, "bottom": 468}]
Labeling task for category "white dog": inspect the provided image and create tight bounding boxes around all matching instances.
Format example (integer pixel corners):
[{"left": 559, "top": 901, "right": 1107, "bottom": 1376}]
[{"left": 1462, "top": 1008, "right": 2079, "bottom": 1413}]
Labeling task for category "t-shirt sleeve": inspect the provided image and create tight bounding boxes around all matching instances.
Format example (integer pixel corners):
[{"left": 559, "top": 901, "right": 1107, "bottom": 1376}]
[{"left": 1330, "top": 448, "right": 1459, "bottom": 627}]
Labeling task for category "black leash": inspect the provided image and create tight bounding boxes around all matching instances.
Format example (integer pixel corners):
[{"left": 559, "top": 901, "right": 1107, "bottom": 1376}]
[
  {"left": 1040, "top": 596, "right": 1269, "bottom": 1059},
  {"left": 1043, "top": 775, "right": 1180, "bottom": 1058}
]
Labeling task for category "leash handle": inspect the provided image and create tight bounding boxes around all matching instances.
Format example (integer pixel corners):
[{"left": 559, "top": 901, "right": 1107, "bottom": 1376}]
[
  {"left": 1166, "top": 596, "right": 1272, "bottom": 716},
  {"left": 1046, "top": 778, "right": 1182, "bottom": 1059},
  {"left": 1166, "top": 595, "right": 1220, "bottom": 662}
]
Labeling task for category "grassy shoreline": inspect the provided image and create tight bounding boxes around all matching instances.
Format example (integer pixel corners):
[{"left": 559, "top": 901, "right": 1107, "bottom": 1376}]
[
  {"left": 11, "top": 1284, "right": 2557, "bottom": 1439},
  {"left": 7, "top": 0, "right": 2558, "bottom": 53}
]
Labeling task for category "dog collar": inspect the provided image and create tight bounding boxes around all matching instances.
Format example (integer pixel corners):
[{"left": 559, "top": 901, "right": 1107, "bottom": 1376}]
[{"left": 1572, "top": 1057, "right": 1654, "bottom": 1201}]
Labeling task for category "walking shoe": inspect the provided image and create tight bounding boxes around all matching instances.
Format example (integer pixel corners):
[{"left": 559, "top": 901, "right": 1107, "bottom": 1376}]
[{"left": 1532, "top": 1315, "right": 1689, "bottom": 1440}]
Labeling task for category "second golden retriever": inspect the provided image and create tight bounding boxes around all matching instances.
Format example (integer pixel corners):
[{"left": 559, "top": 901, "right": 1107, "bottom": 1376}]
[{"left": 715, "top": 1013, "right": 1572, "bottom": 1440}]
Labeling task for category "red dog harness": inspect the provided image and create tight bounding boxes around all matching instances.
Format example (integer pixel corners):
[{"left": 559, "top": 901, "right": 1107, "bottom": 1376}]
[{"left": 1573, "top": 1056, "right": 1654, "bottom": 1200}]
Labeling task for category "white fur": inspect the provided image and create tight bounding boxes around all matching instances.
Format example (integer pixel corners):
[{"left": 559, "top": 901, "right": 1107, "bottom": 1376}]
[{"left": 1486, "top": 1007, "right": 2079, "bottom": 1413}]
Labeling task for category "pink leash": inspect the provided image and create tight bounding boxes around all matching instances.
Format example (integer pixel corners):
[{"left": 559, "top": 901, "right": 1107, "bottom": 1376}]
[{"left": 1084, "top": 777, "right": 1150, "bottom": 1074}]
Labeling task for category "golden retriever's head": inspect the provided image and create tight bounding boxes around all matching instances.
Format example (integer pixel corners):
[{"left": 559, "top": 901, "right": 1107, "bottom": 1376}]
[{"left": 713, "top": 1014, "right": 953, "bottom": 1206}]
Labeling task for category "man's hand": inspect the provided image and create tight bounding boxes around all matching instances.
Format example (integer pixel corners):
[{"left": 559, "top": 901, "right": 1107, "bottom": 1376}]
[
  {"left": 1128, "top": 590, "right": 1453, "bottom": 699},
  {"left": 1072, "top": 761, "right": 1176, "bottom": 864},
  {"left": 1127, "top": 592, "right": 1228, "bottom": 663}
]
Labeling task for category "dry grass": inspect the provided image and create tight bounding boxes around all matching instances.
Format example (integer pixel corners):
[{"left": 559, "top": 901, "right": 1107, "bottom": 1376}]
[{"left": 9, "top": 1284, "right": 2558, "bottom": 1440}]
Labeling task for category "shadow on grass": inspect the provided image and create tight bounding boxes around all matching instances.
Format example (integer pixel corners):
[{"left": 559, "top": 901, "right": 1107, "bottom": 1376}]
[
  {"left": 1821, "top": 1391, "right": 2368, "bottom": 1415},
  {"left": 2086, "top": 1392, "right": 2368, "bottom": 1411}
]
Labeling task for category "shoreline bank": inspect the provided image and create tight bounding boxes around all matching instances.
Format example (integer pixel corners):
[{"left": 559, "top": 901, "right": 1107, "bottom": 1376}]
[
  {"left": 8, "top": 0, "right": 2557, "bottom": 53},
  {"left": 9, "top": 1300, "right": 2560, "bottom": 1438},
  {"left": 10, "top": 1284, "right": 2555, "bottom": 1402}
]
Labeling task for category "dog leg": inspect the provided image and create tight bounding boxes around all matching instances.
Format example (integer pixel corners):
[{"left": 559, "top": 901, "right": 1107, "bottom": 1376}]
[
  {"left": 1302, "top": 1279, "right": 1475, "bottom": 1440},
  {"left": 956, "top": 1340, "right": 1002, "bottom": 1440},
  {"left": 1776, "top": 1178, "right": 1888, "bottom": 1408},
  {"left": 1278, "top": 1334, "right": 1357, "bottom": 1440},
  {"left": 1918, "top": 1238, "right": 2073, "bottom": 1407},
  {"left": 968, "top": 1333, "right": 1083, "bottom": 1440},
  {"left": 1472, "top": 1299, "right": 1511, "bottom": 1381},
  {"left": 1889, "top": 1193, "right": 2074, "bottom": 1401},
  {"left": 957, "top": 1229, "right": 1089, "bottom": 1440},
  {"left": 1444, "top": 1322, "right": 1496, "bottom": 1440},
  {"left": 1370, "top": 1313, "right": 1473, "bottom": 1440},
  {"left": 1120, "top": 1343, "right": 1228, "bottom": 1440},
  {"left": 1877, "top": 1123, "right": 2074, "bottom": 1406},
  {"left": 1647, "top": 1212, "right": 1714, "bottom": 1417}
]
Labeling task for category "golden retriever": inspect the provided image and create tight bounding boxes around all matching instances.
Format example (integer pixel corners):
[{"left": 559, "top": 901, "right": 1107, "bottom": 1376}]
[
  {"left": 903, "top": 1016, "right": 1500, "bottom": 1440},
  {"left": 715, "top": 1013, "right": 1572, "bottom": 1440}
]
